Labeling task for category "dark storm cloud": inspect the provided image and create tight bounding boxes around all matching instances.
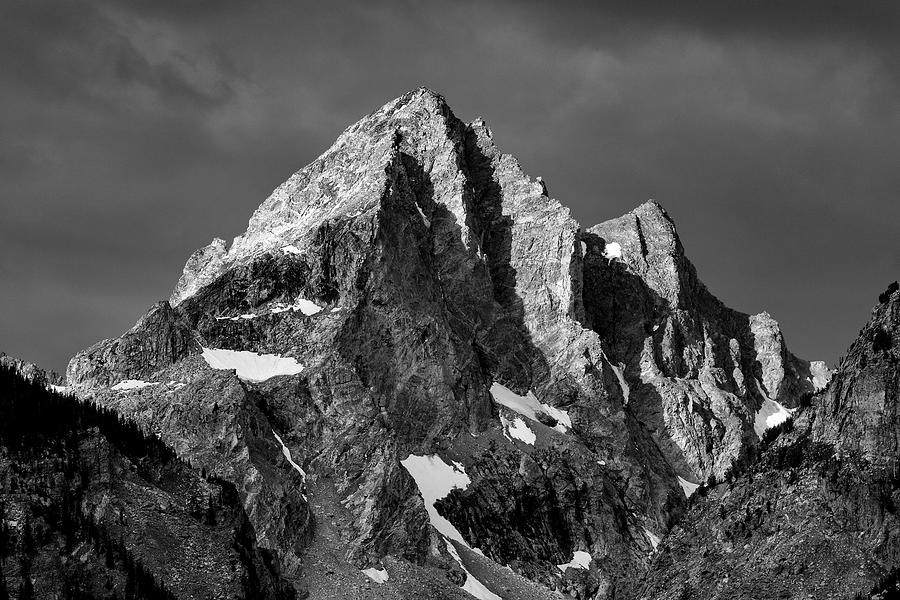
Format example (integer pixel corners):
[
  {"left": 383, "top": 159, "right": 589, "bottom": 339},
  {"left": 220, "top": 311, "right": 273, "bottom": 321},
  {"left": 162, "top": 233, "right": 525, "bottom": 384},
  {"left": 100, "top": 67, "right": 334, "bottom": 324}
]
[
  {"left": 1, "top": 0, "right": 898, "bottom": 372},
  {"left": 542, "top": 0, "right": 900, "bottom": 41}
]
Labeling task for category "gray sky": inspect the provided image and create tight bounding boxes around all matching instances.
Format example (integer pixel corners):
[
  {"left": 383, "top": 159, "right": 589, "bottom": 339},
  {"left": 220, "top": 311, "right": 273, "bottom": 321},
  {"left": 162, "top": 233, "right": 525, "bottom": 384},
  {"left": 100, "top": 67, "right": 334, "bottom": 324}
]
[{"left": 1, "top": 0, "right": 898, "bottom": 373}]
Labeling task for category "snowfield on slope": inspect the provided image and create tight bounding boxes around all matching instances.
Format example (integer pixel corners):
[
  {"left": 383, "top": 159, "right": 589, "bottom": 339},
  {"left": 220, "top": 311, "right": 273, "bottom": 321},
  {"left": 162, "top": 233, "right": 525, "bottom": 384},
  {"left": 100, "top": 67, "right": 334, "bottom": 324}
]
[
  {"left": 754, "top": 398, "right": 793, "bottom": 437},
  {"left": 500, "top": 414, "right": 536, "bottom": 445},
  {"left": 557, "top": 551, "right": 592, "bottom": 572},
  {"left": 201, "top": 348, "right": 304, "bottom": 382},
  {"left": 111, "top": 379, "right": 157, "bottom": 391},
  {"left": 602, "top": 241, "right": 622, "bottom": 259},
  {"left": 490, "top": 383, "right": 571, "bottom": 433},
  {"left": 270, "top": 298, "right": 322, "bottom": 316},
  {"left": 215, "top": 297, "right": 323, "bottom": 321},
  {"left": 272, "top": 431, "right": 306, "bottom": 480},
  {"left": 400, "top": 455, "right": 500, "bottom": 600},
  {"left": 677, "top": 476, "right": 700, "bottom": 498},
  {"left": 361, "top": 567, "right": 388, "bottom": 584}
]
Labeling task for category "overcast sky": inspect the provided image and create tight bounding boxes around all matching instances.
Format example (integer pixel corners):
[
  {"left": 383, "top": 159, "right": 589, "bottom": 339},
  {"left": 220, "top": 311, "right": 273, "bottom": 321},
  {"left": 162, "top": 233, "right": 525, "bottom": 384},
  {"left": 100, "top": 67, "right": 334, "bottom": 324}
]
[{"left": 1, "top": 0, "right": 898, "bottom": 373}]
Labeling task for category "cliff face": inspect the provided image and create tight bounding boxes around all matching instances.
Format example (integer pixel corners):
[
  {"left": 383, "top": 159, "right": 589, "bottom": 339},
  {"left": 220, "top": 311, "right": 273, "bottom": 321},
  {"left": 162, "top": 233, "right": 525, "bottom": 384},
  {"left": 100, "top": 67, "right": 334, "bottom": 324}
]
[
  {"left": 635, "top": 284, "right": 900, "bottom": 600},
  {"left": 812, "top": 283, "right": 900, "bottom": 466},
  {"left": 584, "top": 202, "right": 828, "bottom": 482},
  {"left": 62, "top": 88, "right": 824, "bottom": 599}
]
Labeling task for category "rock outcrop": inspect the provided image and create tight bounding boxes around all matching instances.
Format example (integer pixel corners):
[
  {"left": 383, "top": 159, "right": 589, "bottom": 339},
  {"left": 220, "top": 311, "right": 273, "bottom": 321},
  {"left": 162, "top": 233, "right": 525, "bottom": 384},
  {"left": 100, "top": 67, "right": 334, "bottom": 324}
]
[
  {"left": 584, "top": 201, "right": 829, "bottom": 482},
  {"left": 634, "top": 282, "right": 900, "bottom": 600},
  {"left": 61, "top": 88, "right": 825, "bottom": 599}
]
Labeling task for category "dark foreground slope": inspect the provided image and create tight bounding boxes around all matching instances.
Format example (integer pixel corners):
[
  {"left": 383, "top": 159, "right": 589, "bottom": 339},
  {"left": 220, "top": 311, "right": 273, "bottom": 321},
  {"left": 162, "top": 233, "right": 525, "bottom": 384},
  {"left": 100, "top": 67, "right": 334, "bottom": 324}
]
[
  {"left": 634, "top": 282, "right": 900, "bottom": 600},
  {"left": 0, "top": 364, "right": 291, "bottom": 600}
]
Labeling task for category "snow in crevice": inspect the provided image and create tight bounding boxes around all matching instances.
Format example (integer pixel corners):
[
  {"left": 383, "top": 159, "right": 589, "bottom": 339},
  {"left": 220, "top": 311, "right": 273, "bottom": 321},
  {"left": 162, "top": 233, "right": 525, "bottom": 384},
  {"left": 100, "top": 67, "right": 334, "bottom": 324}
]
[
  {"left": 557, "top": 550, "right": 592, "bottom": 572},
  {"left": 111, "top": 379, "right": 157, "bottom": 391},
  {"left": 401, "top": 455, "right": 500, "bottom": 600},
  {"left": 500, "top": 414, "right": 536, "bottom": 445},
  {"left": 214, "top": 297, "right": 323, "bottom": 321},
  {"left": 216, "top": 313, "right": 258, "bottom": 322},
  {"left": 643, "top": 528, "right": 661, "bottom": 550},
  {"left": 602, "top": 241, "right": 622, "bottom": 260},
  {"left": 400, "top": 455, "right": 471, "bottom": 545},
  {"left": 201, "top": 347, "right": 304, "bottom": 382},
  {"left": 489, "top": 383, "right": 571, "bottom": 433},
  {"left": 281, "top": 244, "right": 302, "bottom": 255},
  {"left": 415, "top": 202, "right": 431, "bottom": 227},
  {"left": 751, "top": 378, "right": 795, "bottom": 438},
  {"left": 605, "top": 355, "right": 630, "bottom": 404},
  {"left": 361, "top": 567, "right": 389, "bottom": 584},
  {"left": 677, "top": 476, "right": 700, "bottom": 498},
  {"left": 272, "top": 431, "right": 306, "bottom": 481},
  {"left": 445, "top": 540, "right": 501, "bottom": 600},
  {"left": 754, "top": 397, "right": 793, "bottom": 437}
]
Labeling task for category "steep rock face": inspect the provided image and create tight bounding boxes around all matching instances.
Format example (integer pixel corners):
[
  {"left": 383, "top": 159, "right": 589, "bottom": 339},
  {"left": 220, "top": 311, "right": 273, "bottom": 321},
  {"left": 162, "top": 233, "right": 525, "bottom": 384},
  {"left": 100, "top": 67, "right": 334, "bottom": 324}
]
[
  {"left": 634, "top": 284, "right": 900, "bottom": 600},
  {"left": 66, "top": 301, "right": 196, "bottom": 388},
  {"left": 65, "top": 88, "right": 820, "bottom": 599},
  {"left": 584, "top": 201, "right": 828, "bottom": 481},
  {"left": 812, "top": 283, "right": 900, "bottom": 467}
]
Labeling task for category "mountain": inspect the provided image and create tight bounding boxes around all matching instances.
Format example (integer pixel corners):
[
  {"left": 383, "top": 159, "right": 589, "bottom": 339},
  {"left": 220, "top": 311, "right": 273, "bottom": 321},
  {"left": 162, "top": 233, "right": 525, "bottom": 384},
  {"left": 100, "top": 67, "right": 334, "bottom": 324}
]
[
  {"left": 8, "top": 87, "right": 847, "bottom": 599},
  {"left": 635, "top": 282, "right": 900, "bottom": 600}
]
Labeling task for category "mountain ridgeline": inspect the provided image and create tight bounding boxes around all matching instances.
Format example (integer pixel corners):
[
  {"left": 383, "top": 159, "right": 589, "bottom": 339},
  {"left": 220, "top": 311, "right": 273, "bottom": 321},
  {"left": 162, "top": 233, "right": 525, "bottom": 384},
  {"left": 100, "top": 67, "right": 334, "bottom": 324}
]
[{"left": 3, "top": 89, "right": 897, "bottom": 599}]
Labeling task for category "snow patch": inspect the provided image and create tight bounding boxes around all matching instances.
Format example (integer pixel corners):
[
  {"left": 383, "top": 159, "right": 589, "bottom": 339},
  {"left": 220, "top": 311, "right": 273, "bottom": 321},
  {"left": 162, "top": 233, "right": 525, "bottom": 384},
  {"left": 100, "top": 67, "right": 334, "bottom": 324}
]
[
  {"left": 49, "top": 384, "right": 68, "bottom": 394},
  {"left": 272, "top": 431, "right": 306, "bottom": 481},
  {"left": 557, "top": 550, "right": 592, "bottom": 572},
  {"left": 270, "top": 298, "right": 323, "bottom": 316},
  {"left": 608, "top": 359, "right": 630, "bottom": 403},
  {"left": 754, "top": 398, "right": 793, "bottom": 437},
  {"left": 677, "top": 476, "right": 700, "bottom": 498},
  {"left": 490, "top": 383, "right": 571, "bottom": 433},
  {"left": 643, "top": 528, "right": 661, "bottom": 550},
  {"left": 415, "top": 202, "right": 431, "bottom": 227},
  {"left": 216, "top": 313, "right": 257, "bottom": 322},
  {"left": 445, "top": 541, "right": 501, "bottom": 600},
  {"left": 111, "top": 379, "right": 157, "bottom": 391},
  {"left": 281, "top": 245, "right": 302, "bottom": 255},
  {"left": 400, "top": 455, "right": 471, "bottom": 545},
  {"left": 500, "top": 414, "right": 536, "bottom": 445},
  {"left": 401, "top": 455, "right": 501, "bottom": 599},
  {"left": 361, "top": 567, "right": 388, "bottom": 584},
  {"left": 602, "top": 242, "right": 622, "bottom": 260},
  {"left": 201, "top": 347, "right": 304, "bottom": 382},
  {"left": 292, "top": 299, "right": 323, "bottom": 316}
]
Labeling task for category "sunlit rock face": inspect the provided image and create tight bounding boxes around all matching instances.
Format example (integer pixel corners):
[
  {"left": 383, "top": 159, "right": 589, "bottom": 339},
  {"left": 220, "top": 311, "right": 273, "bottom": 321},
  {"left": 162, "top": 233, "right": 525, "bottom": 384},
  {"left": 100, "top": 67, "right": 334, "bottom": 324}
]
[
  {"left": 64, "top": 88, "right": 824, "bottom": 600},
  {"left": 583, "top": 201, "right": 828, "bottom": 484},
  {"left": 634, "top": 285, "right": 900, "bottom": 600}
]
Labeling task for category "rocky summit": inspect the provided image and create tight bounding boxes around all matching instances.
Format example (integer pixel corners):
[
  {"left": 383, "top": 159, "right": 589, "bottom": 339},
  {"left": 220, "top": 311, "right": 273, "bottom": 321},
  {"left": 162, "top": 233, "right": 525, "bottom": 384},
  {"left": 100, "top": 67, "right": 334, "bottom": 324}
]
[{"left": 4, "top": 88, "right": 898, "bottom": 600}]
